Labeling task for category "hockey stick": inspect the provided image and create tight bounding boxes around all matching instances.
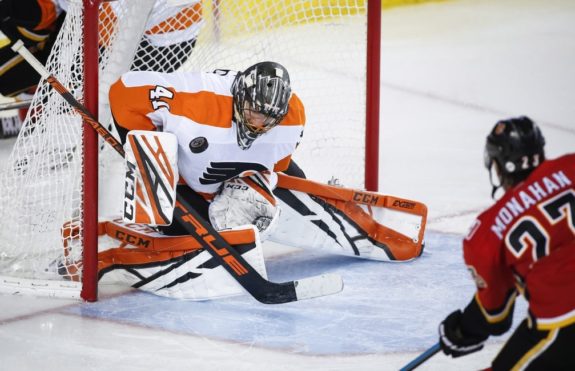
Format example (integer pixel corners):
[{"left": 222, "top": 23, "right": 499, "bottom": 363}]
[
  {"left": 0, "top": 99, "right": 32, "bottom": 112},
  {"left": 399, "top": 342, "right": 441, "bottom": 371},
  {"left": 10, "top": 37, "right": 343, "bottom": 304}
]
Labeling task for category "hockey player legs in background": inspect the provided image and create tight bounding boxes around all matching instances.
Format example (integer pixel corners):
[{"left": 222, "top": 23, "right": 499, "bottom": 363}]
[
  {"left": 0, "top": 0, "right": 204, "bottom": 138},
  {"left": 438, "top": 117, "right": 575, "bottom": 370},
  {"left": 0, "top": 0, "right": 64, "bottom": 137}
]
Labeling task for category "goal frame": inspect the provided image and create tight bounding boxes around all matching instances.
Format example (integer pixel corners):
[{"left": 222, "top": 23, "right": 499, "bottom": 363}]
[{"left": 79, "top": 0, "right": 381, "bottom": 301}]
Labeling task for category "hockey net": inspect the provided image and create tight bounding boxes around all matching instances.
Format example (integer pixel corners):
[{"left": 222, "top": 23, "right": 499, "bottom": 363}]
[{"left": 0, "top": 0, "right": 379, "bottom": 299}]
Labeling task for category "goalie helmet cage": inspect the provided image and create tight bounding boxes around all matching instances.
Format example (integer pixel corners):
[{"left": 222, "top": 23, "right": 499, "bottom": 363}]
[{"left": 0, "top": 0, "right": 380, "bottom": 301}]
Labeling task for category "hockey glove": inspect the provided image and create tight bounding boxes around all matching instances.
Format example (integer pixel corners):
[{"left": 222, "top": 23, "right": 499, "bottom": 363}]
[
  {"left": 439, "top": 310, "right": 487, "bottom": 358},
  {"left": 209, "top": 172, "right": 280, "bottom": 240}
]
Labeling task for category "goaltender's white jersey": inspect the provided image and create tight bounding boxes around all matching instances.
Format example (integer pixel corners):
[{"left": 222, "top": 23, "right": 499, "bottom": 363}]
[{"left": 109, "top": 69, "right": 306, "bottom": 195}]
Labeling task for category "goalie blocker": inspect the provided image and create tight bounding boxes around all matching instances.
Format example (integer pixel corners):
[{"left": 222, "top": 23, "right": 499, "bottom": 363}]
[{"left": 123, "top": 130, "right": 179, "bottom": 226}]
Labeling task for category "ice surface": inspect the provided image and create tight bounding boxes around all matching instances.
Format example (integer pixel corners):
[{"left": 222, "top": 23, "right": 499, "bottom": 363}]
[
  {"left": 1, "top": 0, "right": 574, "bottom": 370},
  {"left": 59, "top": 232, "right": 527, "bottom": 355}
]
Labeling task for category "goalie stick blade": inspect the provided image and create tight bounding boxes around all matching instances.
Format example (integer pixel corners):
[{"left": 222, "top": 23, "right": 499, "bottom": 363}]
[
  {"left": 294, "top": 273, "right": 344, "bottom": 301},
  {"left": 250, "top": 273, "right": 343, "bottom": 304}
]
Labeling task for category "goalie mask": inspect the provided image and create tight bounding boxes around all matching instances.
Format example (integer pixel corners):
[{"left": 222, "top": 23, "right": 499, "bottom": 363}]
[
  {"left": 484, "top": 116, "right": 545, "bottom": 197},
  {"left": 232, "top": 61, "right": 292, "bottom": 150}
]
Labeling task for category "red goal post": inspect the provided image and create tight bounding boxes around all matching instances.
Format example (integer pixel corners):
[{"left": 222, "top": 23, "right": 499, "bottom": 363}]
[{"left": 0, "top": 0, "right": 381, "bottom": 301}]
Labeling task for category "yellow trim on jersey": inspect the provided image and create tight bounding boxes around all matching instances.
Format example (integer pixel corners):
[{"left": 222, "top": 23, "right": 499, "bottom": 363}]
[
  {"left": 511, "top": 328, "right": 558, "bottom": 371},
  {"left": 16, "top": 27, "right": 49, "bottom": 43},
  {"left": 0, "top": 54, "right": 24, "bottom": 77},
  {"left": 0, "top": 33, "right": 9, "bottom": 49},
  {"left": 476, "top": 291, "right": 517, "bottom": 324},
  {"left": 536, "top": 308, "right": 575, "bottom": 330}
]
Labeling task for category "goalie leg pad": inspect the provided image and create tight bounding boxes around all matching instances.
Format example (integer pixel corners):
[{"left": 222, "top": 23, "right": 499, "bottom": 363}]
[
  {"left": 97, "top": 223, "right": 267, "bottom": 300},
  {"left": 270, "top": 188, "right": 422, "bottom": 262}
]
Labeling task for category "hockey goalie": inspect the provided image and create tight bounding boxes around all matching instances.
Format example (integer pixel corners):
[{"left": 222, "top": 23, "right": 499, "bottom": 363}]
[{"left": 63, "top": 61, "right": 427, "bottom": 301}]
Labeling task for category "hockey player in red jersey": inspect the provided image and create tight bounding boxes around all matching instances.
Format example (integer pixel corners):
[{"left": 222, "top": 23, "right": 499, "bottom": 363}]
[{"left": 438, "top": 116, "right": 575, "bottom": 370}]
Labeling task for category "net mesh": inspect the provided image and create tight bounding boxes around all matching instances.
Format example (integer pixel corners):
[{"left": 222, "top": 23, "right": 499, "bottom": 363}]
[{"left": 0, "top": 0, "right": 369, "bottom": 294}]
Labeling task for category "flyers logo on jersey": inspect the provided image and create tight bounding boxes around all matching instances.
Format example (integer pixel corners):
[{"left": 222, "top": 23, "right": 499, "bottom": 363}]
[{"left": 200, "top": 162, "right": 267, "bottom": 185}]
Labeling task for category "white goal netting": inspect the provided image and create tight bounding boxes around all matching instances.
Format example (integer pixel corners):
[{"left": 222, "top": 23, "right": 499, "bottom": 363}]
[{"left": 0, "top": 0, "right": 370, "bottom": 297}]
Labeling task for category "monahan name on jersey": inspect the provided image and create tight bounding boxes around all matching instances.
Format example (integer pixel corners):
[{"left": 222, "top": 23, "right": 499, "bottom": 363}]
[
  {"left": 490, "top": 169, "right": 572, "bottom": 239},
  {"left": 109, "top": 69, "right": 305, "bottom": 195}
]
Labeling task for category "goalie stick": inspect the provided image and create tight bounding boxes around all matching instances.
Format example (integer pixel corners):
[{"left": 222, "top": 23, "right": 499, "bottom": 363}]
[{"left": 9, "top": 35, "right": 343, "bottom": 304}]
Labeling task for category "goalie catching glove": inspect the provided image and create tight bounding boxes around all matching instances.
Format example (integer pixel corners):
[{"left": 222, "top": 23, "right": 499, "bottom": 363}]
[
  {"left": 123, "top": 130, "right": 179, "bottom": 226},
  {"left": 209, "top": 172, "right": 280, "bottom": 240}
]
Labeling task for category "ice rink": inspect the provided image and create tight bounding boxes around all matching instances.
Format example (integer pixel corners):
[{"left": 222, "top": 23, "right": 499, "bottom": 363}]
[{"left": 1, "top": 0, "right": 574, "bottom": 370}]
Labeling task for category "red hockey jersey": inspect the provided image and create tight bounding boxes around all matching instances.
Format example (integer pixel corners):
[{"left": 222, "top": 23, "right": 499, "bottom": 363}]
[{"left": 463, "top": 153, "right": 575, "bottom": 330}]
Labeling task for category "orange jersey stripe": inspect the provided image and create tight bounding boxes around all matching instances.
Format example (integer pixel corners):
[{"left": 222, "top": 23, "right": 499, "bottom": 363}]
[
  {"left": 110, "top": 78, "right": 235, "bottom": 130},
  {"left": 281, "top": 94, "right": 306, "bottom": 126},
  {"left": 109, "top": 79, "right": 157, "bottom": 131},
  {"left": 111, "top": 72, "right": 305, "bottom": 131},
  {"left": 172, "top": 91, "right": 233, "bottom": 128}
]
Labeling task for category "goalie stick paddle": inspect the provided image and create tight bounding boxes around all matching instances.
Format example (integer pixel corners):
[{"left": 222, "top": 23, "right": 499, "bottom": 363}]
[
  {"left": 399, "top": 342, "right": 441, "bottom": 371},
  {"left": 10, "top": 39, "right": 343, "bottom": 304}
]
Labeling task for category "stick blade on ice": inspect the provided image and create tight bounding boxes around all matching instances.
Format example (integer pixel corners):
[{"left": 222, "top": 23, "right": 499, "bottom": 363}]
[{"left": 295, "top": 273, "right": 343, "bottom": 301}]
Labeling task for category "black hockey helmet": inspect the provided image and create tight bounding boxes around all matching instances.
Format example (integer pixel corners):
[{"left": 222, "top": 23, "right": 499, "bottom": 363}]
[
  {"left": 484, "top": 116, "right": 545, "bottom": 194},
  {"left": 231, "top": 61, "right": 292, "bottom": 149}
]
